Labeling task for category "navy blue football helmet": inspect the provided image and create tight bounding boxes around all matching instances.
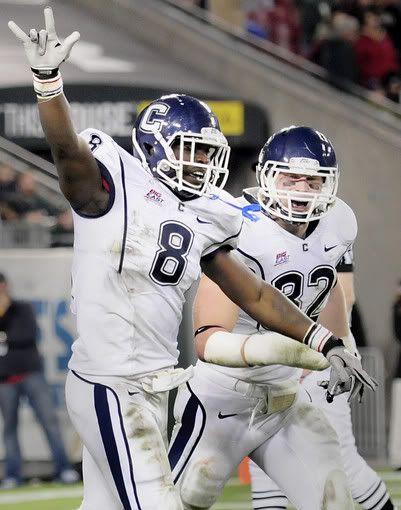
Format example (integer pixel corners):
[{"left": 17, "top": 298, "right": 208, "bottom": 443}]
[
  {"left": 255, "top": 126, "right": 339, "bottom": 222},
  {"left": 132, "top": 94, "right": 230, "bottom": 197}
]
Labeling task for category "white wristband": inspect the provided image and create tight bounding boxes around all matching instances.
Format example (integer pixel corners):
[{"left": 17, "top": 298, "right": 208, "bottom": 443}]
[
  {"left": 302, "top": 323, "right": 333, "bottom": 352},
  {"left": 203, "top": 331, "right": 329, "bottom": 370},
  {"left": 33, "top": 71, "right": 63, "bottom": 99}
]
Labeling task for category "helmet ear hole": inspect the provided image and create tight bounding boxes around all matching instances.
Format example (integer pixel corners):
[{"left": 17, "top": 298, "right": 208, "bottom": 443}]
[
  {"left": 144, "top": 143, "right": 154, "bottom": 156},
  {"left": 170, "top": 138, "right": 179, "bottom": 149}
]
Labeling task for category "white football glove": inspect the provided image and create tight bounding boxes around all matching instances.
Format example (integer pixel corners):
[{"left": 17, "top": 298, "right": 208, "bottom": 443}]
[
  {"left": 319, "top": 346, "right": 378, "bottom": 403},
  {"left": 8, "top": 6, "right": 80, "bottom": 77}
]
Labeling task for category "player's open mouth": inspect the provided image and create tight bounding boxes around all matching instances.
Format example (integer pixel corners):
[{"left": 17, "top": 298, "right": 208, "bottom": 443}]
[
  {"left": 185, "top": 170, "right": 206, "bottom": 184},
  {"left": 291, "top": 200, "right": 309, "bottom": 211},
  {"left": 192, "top": 170, "right": 206, "bottom": 180}
]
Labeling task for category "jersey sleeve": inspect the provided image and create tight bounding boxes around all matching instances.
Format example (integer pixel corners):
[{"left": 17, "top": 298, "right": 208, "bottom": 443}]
[
  {"left": 79, "top": 128, "right": 121, "bottom": 180},
  {"left": 332, "top": 198, "right": 358, "bottom": 264},
  {"left": 336, "top": 244, "right": 354, "bottom": 272},
  {"left": 201, "top": 217, "right": 243, "bottom": 258},
  {"left": 201, "top": 190, "right": 244, "bottom": 258}
]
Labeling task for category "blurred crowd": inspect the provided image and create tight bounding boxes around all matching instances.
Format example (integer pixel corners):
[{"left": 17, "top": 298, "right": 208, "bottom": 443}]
[
  {"left": 184, "top": 0, "right": 401, "bottom": 103},
  {"left": 0, "top": 161, "right": 73, "bottom": 247}
]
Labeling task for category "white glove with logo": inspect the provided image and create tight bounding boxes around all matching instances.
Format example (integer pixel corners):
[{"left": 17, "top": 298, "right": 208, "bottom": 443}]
[
  {"left": 319, "top": 345, "right": 378, "bottom": 403},
  {"left": 8, "top": 6, "right": 80, "bottom": 78}
]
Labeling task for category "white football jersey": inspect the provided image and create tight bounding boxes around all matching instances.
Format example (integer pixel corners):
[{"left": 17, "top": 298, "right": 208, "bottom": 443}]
[
  {"left": 68, "top": 129, "right": 243, "bottom": 377},
  {"left": 209, "top": 187, "right": 357, "bottom": 384}
]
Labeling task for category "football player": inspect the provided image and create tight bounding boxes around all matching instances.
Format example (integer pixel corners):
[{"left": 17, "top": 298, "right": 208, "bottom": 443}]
[
  {"left": 249, "top": 250, "right": 397, "bottom": 510},
  {"left": 9, "top": 8, "right": 375, "bottom": 510},
  {"left": 169, "top": 126, "right": 377, "bottom": 509}
]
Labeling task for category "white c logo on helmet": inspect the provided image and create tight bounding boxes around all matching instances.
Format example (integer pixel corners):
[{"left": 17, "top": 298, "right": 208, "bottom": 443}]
[{"left": 140, "top": 104, "right": 170, "bottom": 133}]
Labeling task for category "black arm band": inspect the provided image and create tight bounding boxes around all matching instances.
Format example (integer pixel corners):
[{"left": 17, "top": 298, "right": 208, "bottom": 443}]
[
  {"left": 321, "top": 336, "right": 345, "bottom": 357},
  {"left": 194, "top": 325, "right": 224, "bottom": 337},
  {"left": 31, "top": 67, "right": 59, "bottom": 79}
]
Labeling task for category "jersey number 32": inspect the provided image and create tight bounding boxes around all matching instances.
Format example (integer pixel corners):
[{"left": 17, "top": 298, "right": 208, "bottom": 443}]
[{"left": 272, "top": 266, "right": 336, "bottom": 319}]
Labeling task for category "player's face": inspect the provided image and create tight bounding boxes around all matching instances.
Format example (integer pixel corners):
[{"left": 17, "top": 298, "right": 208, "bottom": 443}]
[
  {"left": 275, "top": 172, "right": 324, "bottom": 213},
  {"left": 172, "top": 141, "right": 212, "bottom": 186}
]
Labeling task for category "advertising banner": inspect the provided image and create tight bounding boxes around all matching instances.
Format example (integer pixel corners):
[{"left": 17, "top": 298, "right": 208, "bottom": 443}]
[{"left": 0, "top": 84, "right": 268, "bottom": 152}]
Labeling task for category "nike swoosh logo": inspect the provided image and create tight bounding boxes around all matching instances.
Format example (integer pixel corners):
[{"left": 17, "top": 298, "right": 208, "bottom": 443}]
[
  {"left": 324, "top": 245, "right": 338, "bottom": 252},
  {"left": 128, "top": 390, "right": 139, "bottom": 396},
  {"left": 218, "top": 412, "right": 238, "bottom": 419},
  {"left": 196, "top": 216, "right": 213, "bottom": 224}
]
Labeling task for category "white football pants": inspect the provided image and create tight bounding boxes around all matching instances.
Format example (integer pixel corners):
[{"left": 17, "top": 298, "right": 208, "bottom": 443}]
[
  {"left": 65, "top": 370, "right": 183, "bottom": 510},
  {"left": 169, "top": 363, "right": 353, "bottom": 510},
  {"left": 250, "top": 368, "right": 391, "bottom": 510}
]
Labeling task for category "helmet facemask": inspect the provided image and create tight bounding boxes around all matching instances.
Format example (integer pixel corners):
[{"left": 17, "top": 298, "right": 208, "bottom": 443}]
[
  {"left": 257, "top": 157, "right": 338, "bottom": 223},
  {"left": 133, "top": 126, "right": 230, "bottom": 197}
]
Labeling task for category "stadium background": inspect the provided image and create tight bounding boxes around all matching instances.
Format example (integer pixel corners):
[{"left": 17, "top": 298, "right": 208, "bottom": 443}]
[{"left": 0, "top": 0, "right": 401, "bottom": 507}]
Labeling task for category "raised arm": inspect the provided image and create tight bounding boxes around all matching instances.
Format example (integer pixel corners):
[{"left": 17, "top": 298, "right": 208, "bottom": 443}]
[{"left": 8, "top": 7, "right": 108, "bottom": 214}]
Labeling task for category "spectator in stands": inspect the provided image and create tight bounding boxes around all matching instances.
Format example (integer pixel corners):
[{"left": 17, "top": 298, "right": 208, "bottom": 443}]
[
  {"left": 0, "top": 161, "right": 18, "bottom": 221},
  {"left": 393, "top": 280, "right": 401, "bottom": 378},
  {"left": 246, "top": 0, "right": 271, "bottom": 39},
  {"left": 0, "top": 163, "right": 17, "bottom": 199},
  {"left": 0, "top": 273, "right": 79, "bottom": 488},
  {"left": 378, "top": 0, "right": 401, "bottom": 59},
  {"left": 354, "top": 7, "right": 399, "bottom": 89},
  {"left": 269, "top": 0, "right": 302, "bottom": 53},
  {"left": 313, "top": 11, "right": 360, "bottom": 87},
  {"left": 299, "top": 0, "right": 329, "bottom": 51},
  {"left": 0, "top": 203, "right": 18, "bottom": 222},
  {"left": 381, "top": 69, "right": 401, "bottom": 102},
  {"left": 335, "top": 0, "right": 375, "bottom": 21},
  {"left": 51, "top": 209, "right": 74, "bottom": 248},
  {"left": 0, "top": 163, "right": 18, "bottom": 222},
  {"left": 246, "top": 13, "right": 269, "bottom": 39},
  {"left": 4, "top": 172, "right": 56, "bottom": 224},
  {"left": 246, "top": 0, "right": 302, "bottom": 53}
]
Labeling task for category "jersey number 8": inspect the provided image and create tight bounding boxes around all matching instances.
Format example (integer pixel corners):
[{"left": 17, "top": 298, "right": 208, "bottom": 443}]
[{"left": 150, "top": 221, "right": 194, "bottom": 286}]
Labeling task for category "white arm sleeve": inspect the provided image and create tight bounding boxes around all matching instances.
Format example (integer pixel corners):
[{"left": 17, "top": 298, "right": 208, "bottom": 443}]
[{"left": 203, "top": 331, "right": 330, "bottom": 370}]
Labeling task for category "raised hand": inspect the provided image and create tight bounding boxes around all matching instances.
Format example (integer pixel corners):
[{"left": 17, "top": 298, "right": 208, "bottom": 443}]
[
  {"left": 8, "top": 6, "right": 80, "bottom": 77},
  {"left": 320, "top": 346, "right": 378, "bottom": 403}
]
